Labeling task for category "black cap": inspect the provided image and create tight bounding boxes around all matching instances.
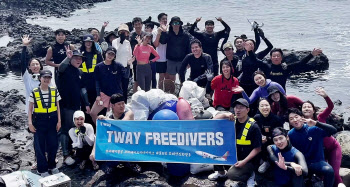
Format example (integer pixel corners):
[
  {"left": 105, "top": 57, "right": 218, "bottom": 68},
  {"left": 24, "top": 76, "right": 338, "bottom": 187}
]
[
  {"left": 39, "top": 69, "right": 52, "bottom": 77},
  {"left": 54, "top": 29, "right": 68, "bottom": 35},
  {"left": 106, "top": 46, "right": 117, "bottom": 54},
  {"left": 170, "top": 16, "right": 183, "bottom": 26},
  {"left": 83, "top": 34, "right": 94, "bottom": 42},
  {"left": 232, "top": 98, "right": 249, "bottom": 108},
  {"left": 205, "top": 20, "right": 214, "bottom": 26},
  {"left": 105, "top": 31, "right": 117, "bottom": 41},
  {"left": 267, "top": 85, "right": 281, "bottom": 97},
  {"left": 72, "top": 50, "right": 84, "bottom": 57}
]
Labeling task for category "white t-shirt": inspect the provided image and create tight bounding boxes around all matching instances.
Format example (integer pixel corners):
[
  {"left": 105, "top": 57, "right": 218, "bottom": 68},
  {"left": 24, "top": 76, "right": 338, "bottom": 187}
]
[
  {"left": 152, "top": 30, "right": 167, "bottom": 62},
  {"left": 69, "top": 123, "right": 95, "bottom": 148},
  {"left": 112, "top": 38, "right": 132, "bottom": 68}
]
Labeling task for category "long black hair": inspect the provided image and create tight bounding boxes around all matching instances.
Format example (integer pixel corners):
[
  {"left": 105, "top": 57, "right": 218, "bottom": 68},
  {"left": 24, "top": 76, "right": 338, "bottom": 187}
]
[
  {"left": 302, "top": 101, "right": 318, "bottom": 120},
  {"left": 28, "top": 58, "right": 44, "bottom": 74},
  {"left": 220, "top": 60, "right": 235, "bottom": 83},
  {"left": 80, "top": 41, "right": 99, "bottom": 55}
]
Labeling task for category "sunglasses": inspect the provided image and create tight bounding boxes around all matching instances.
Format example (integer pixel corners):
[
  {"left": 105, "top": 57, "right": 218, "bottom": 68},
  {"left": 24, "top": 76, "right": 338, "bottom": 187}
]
[{"left": 172, "top": 22, "right": 181, "bottom": 25}]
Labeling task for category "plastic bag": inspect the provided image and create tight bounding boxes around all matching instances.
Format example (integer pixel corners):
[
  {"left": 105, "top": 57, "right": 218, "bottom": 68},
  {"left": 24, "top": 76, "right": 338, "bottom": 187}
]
[{"left": 179, "top": 81, "right": 205, "bottom": 102}]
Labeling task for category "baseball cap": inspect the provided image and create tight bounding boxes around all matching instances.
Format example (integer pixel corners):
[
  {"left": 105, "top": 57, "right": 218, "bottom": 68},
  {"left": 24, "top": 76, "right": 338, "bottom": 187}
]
[
  {"left": 223, "top": 42, "right": 233, "bottom": 50},
  {"left": 39, "top": 69, "right": 52, "bottom": 78},
  {"left": 232, "top": 98, "right": 249, "bottom": 108}
]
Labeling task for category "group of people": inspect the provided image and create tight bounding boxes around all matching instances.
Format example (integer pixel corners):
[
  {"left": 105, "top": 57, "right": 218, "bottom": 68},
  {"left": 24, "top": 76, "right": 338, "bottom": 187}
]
[{"left": 18, "top": 12, "right": 345, "bottom": 187}]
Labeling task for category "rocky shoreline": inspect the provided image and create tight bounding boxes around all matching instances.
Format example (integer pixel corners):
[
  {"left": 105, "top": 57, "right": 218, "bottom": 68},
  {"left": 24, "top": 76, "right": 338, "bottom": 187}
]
[{"left": 0, "top": 0, "right": 350, "bottom": 186}]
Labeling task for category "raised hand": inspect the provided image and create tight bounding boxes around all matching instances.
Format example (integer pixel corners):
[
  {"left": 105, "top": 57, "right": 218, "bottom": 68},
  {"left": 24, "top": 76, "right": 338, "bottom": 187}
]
[
  {"left": 215, "top": 17, "right": 223, "bottom": 22},
  {"left": 136, "top": 35, "right": 142, "bottom": 45},
  {"left": 195, "top": 17, "right": 202, "bottom": 23},
  {"left": 205, "top": 69, "right": 214, "bottom": 81},
  {"left": 65, "top": 45, "right": 73, "bottom": 58},
  {"left": 315, "top": 87, "right": 328, "bottom": 98},
  {"left": 21, "top": 35, "right": 32, "bottom": 46},
  {"left": 257, "top": 28, "right": 265, "bottom": 39},
  {"left": 311, "top": 48, "right": 322, "bottom": 56},
  {"left": 102, "top": 21, "right": 109, "bottom": 28},
  {"left": 158, "top": 24, "right": 168, "bottom": 32},
  {"left": 232, "top": 86, "right": 244, "bottom": 93},
  {"left": 275, "top": 152, "right": 287, "bottom": 170},
  {"left": 303, "top": 118, "right": 317, "bottom": 127}
]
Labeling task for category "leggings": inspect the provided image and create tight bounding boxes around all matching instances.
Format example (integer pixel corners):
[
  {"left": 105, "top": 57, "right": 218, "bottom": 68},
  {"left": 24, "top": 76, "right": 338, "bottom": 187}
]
[
  {"left": 308, "top": 161, "right": 334, "bottom": 187},
  {"left": 136, "top": 64, "right": 152, "bottom": 91},
  {"left": 324, "top": 136, "right": 343, "bottom": 186}
]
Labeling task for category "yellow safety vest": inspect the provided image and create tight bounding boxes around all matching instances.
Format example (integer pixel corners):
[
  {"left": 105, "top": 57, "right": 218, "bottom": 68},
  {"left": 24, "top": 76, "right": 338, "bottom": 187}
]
[
  {"left": 236, "top": 118, "right": 255, "bottom": 145},
  {"left": 80, "top": 54, "right": 97, "bottom": 73},
  {"left": 33, "top": 87, "right": 57, "bottom": 113}
]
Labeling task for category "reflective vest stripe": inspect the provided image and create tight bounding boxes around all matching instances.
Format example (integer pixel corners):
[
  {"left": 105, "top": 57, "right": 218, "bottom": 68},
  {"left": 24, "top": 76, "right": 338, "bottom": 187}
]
[
  {"left": 236, "top": 118, "right": 255, "bottom": 145},
  {"left": 33, "top": 87, "right": 57, "bottom": 113},
  {"left": 80, "top": 54, "right": 97, "bottom": 73}
]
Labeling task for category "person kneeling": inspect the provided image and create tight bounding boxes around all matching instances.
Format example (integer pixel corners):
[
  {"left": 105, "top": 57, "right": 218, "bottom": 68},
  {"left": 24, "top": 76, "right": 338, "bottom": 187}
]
[
  {"left": 267, "top": 127, "right": 308, "bottom": 187},
  {"left": 69, "top": 111, "right": 98, "bottom": 170}
]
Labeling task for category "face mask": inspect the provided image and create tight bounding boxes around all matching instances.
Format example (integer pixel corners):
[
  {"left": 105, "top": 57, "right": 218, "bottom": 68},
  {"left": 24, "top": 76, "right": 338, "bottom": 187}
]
[{"left": 120, "top": 33, "right": 126, "bottom": 44}]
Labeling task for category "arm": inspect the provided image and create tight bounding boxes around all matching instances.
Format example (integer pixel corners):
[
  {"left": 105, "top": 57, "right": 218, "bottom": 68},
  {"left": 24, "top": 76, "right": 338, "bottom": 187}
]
[
  {"left": 58, "top": 57, "right": 71, "bottom": 73},
  {"left": 242, "top": 89, "right": 259, "bottom": 104},
  {"left": 179, "top": 55, "right": 190, "bottom": 83},
  {"left": 317, "top": 89, "right": 334, "bottom": 121},
  {"left": 267, "top": 145, "right": 279, "bottom": 163},
  {"left": 153, "top": 30, "right": 161, "bottom": 47},
  {"left": 254, "top": 29, "right": 260, "bottom": 52},
  {"left": 68, "top": 129, "right": 79, "bottom": 145},
  {"left": 133, "top": 44, "right": 140, "bottom": 58},
  {"left": 238, "top": 147, "right": 261, "bottom": 166},
  {"left": 256, "top": 38, "right": 273, "bottom": 60},
  {"left": 80, "top": 88, "right": 90, "bottom": 107},
  {"left": 45, "top": 47, "right": 59, "bottom": 68},
  {"left": 159, "top": 32, "right": 168, "bottom": 44},
  {"left": 84, "top": 125, "right": 95, "bottom": 146},
  {"left": 28, "top": 102, "right": 35, "bottom": 133},
  {"left": 315, "top": 121, "right": 337, "bottom": 136},
  {"left": 274, "top": 82, "right": 286, "bottom": 95},
  {"left": 56, "top": 101, "right": 61, "bottom": 132},
  {"left": 99, "top": 22, "right": 108, "bottom": 43},
  {"left": 210, "top": 76, "right": 219, "bottom": 90},
  {"left": 206, "top": 55, "right": 213, "bottom": 72},
  {"left": 216, "top": 20, "right": 231, "bottom": 38},
  {"left": 122, "top": 110, "right": 134, "bottom": 120},
  {"left": 189, "top": 22, "right": 203, "bottom": 40},
  {"left": 286, "top": 53, "right": 314, "bottom": 72},
  {"left": 21, "top": 46, "right": 29, "bottom": 75},
  {"left": 294, "top": 151, "right": 308, "bottom": 177},
  {"left": 150, "top": 46, "right": 160, "bottom": 62}
]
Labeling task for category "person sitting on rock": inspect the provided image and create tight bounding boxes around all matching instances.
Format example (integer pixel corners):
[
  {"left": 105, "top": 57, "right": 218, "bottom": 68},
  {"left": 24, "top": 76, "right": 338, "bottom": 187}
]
[
  {"left": 264, "top": 48, "right": 323, "bottom": 90},
  {"left": 234, "top": 70, "right": 286, "bottom": 105},
  {"left": 267, "top": 127, "right": 308, "bottom": 187},
  {"left": 45, "top": 29, "right": 74, "bottom": 85},
  {"left": 287, "top": 108, "right": 337, "bottom": 187},
  {"left": 179, "top": 39, "right": 213, "bottom": 89},
  {"left": 254, "top": 99, "right": 284, "bottom": 174},
  {"left": 301, "top": 88, "right": 345, "bottom": 187},
  {"left": 267, "top": 85, "right": 303, "bottom": 122},
  {"left": 93, "top": 94, "right": 140, "bottom": 174},
  {"left": 209, "top": 98, "right": 262, "bottom": 187},
  {"left": 211, "top": 60, "right": 240, "bottom": 111},
  {"left": 27, "top": 69, "right": 61, "bottom": 177},
  {"left": 68, "top": 110, "right": 98, "bottom": 170}
]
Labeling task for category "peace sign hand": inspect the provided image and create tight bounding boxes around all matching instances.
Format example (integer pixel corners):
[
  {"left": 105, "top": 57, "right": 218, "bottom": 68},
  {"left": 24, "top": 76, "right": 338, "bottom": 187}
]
[
  {"left": 65, "top": 45, "right": 73, "bottom": 58},
  {"left": 275, "top": 152, "right": 287, "bottom": 170},
  {"left": 21, "top": 35, "right": 32, "bottom": 46}
]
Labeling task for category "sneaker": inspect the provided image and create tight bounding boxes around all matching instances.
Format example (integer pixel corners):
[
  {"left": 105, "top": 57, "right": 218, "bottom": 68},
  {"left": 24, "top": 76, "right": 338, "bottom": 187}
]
[
  {"left": 40, "top": 172, "right": 50, "bottom": 177},
  {"left": 208, "top": 171, "right": 227, "bottom": 181},
  {"left": 338, "top": 183, "right": 346, "bottom": 187},
  {"left": 50, "top": 168, "right": 59, "bottom": 174},
  {"left": 64, "top": 156, "right": 75, "bottom": 166},
  {"left": 258, "top": 161, "right": 270, "bottom": 173}
]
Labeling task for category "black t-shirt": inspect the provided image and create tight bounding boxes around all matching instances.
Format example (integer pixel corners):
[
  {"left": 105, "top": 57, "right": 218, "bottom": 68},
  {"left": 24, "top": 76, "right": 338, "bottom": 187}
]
[
  {"left": 57, "top": 65, "right": 82, "bottom": 110},
  {"left": 254, "top": 113, "right": 284, "bottom": 145},
  {"left": 235, "top": 119, "right": 262, "bottom": 161}
]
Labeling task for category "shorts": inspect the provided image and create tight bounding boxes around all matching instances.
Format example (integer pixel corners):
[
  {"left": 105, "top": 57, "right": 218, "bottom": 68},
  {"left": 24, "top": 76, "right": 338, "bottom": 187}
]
[
  {"left": 156, "top": 61, "right": 167, "bottom": 73},
  {"left": 100, "top": 92, "right": 111, "bottom": 108},
  {"left": 167, "top": 59, "right": 182, "bottom": 75}
]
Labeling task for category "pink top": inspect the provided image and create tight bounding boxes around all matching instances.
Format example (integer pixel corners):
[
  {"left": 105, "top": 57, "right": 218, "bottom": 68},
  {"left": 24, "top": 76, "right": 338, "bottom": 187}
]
[{"left": 133, "top": 44, "right": 160, "bottom": 63}]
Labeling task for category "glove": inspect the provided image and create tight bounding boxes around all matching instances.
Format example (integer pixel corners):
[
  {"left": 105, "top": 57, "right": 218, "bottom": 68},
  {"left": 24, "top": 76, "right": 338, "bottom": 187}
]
[
  {"left": 281, "top": 62, "right": 288, "bottom": 70},
  {"left": 205, "top": 70, "right": 214, "bottom": 81},
  {"left": 79, "top": 126, "right": 86, "bottom": 135}
]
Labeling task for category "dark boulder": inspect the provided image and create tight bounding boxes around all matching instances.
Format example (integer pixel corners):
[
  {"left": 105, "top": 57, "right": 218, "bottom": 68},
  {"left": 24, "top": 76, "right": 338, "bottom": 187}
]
[{"left": 334, "top": 131, "right": 350, "bottom": 168}]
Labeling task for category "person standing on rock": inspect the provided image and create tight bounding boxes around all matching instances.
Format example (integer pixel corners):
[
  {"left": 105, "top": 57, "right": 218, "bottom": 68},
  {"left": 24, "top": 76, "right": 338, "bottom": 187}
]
[
  {"left": 68, "top": 111, "right": 98, "bottom": 170},
  {"left": 45, "top": 29, "right": 75, "bottom": 85},
  {"left": 27, "top": 69, "right": 61, "bottom": 177},
  {"left": 159, "top": 16, "right": 191, "bottom": 83},
  {"left": 20, "top": 35, "right": 44, "bottom": 115},
  {"left": 112, "top": 24, "right": 134, "bottom": 103},
  {"left": 79, "top": 34, "right": 103, "bottom": 125},
  {"left": 265, "top": 48, "right": 322, "bottom": 91},
  {"left": 129, "top": 17, "right": 146, "bottom": 93},
  {"left": 189, "top": 17, "right": 231, "bottom": 76},
  {"left": 287, "top": 108, "right": 337, "bottom": 187},
  {"left": 209, "top": 99, "right": 262, "bottom": 187},
  {"left": 301, "top": 88, "right": 345, "bottom": 187},
  {"left": 57, "top": 47, "right": 91, "bottom": 166}
]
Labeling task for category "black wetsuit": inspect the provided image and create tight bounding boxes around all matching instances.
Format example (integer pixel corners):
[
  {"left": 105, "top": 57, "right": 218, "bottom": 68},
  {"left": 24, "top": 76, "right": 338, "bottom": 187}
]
[
  {"left": 265, "top": 53, "right": 314, "bottom": 90},
  {"left": 179, "top": 53, "right": 213, "bottom": 88},
  {"left": 189, "top": 21, "right": 231, "bottom": 76}
]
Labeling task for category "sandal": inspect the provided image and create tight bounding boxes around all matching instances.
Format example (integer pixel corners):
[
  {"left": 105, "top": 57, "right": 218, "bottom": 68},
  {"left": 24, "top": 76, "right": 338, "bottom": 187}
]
[
  {"left": 92, "top": 161, "right": 99, "bottom": 170},
  {"left": 79, "top": 160, "right": 87, "bottom": 170}
]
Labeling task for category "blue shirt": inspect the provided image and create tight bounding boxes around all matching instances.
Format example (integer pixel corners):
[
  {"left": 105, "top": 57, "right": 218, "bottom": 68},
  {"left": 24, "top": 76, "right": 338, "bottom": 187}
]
[{"left": 288, "top": 124, "right": 327, "bottom": 165}]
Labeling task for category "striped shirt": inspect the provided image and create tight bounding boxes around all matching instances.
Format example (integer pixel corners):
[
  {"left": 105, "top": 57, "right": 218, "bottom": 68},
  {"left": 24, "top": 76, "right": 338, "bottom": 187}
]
[{"left": 29, "top": 88, "right": 61, "bottom": 107}]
